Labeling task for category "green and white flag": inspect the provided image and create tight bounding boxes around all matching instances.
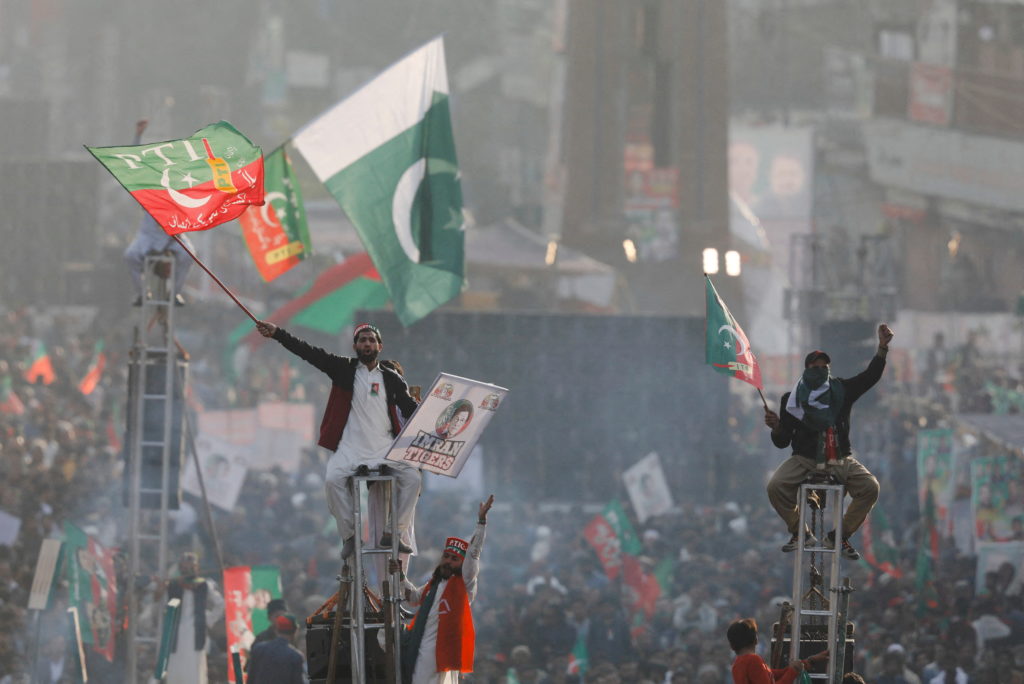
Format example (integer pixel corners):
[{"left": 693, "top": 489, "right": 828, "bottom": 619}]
[{"left": 292, "top": 37, "right": 464, "bottom": 326}]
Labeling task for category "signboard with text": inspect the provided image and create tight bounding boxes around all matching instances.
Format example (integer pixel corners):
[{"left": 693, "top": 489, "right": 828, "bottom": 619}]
[{"left": 386, "top": 373, "right": 508, "bottom": 477}]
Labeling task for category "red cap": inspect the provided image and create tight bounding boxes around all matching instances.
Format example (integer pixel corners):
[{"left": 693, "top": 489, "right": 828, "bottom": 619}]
[
  {"left": 444, "top": 537, "right": 469, "bottom": 557},
  {"left": 275, "top": 614, "right": 298, "bottom": 633}
]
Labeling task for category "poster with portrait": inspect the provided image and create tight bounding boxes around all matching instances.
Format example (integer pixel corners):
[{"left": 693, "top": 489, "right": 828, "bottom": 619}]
[
  {"left": 975, "top": 541, "right": 1024, "bottom": 596},
  {"left": 971, "top": 455, "right": 1024, "bottom": 543},
  {"left": 64, "top": 523, "right": 117, "bottom": 662},
  {"left": 623, "top": 452, "right": 674, "bottom": 524},
  {"left": 223, "top": 565, "right": 282, "bottom": 683},
  {"left": 385, "top": 373, "right": 508, "bottom": 478},
  {"left": 181, "top": 434, "right": 249, "bottom": 512},
  {"left": 917, "top": 428, "right": 957, "bottom": 536}
]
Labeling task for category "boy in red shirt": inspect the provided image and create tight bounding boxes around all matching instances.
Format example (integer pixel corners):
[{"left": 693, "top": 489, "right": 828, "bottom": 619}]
[{"left": 727, "top": 618, "right": 827, "bottom": 684}]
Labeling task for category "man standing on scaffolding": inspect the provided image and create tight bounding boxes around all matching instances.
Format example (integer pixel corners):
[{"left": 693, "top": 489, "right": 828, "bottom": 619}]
[
  {"left": 256, "top": 321, "right": 419, "bottom": 559},
  {"left": 763, "top": 324, "right": 894, "bottom": 560}
]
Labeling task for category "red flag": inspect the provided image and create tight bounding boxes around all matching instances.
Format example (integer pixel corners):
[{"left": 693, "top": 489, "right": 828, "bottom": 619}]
[
  {"left": 24, "top": 340, "right": 55, "bottom": 385},
  {"left": 583, "top": 514, "right": 624, "bottom": 580},
  {"left": 78, "top": 341, "right": 106, "bottom": 396},
  {"left": 0, "top": 377, "right": 24, "bottom": 415},
  {"left": 622, "top": 555, "right": 661, "bottom": 619}
]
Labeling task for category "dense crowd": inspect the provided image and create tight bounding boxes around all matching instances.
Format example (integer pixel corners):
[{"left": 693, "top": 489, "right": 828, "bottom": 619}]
[{"left": 0, "top": 298, "right": 1023, "bottom": 683}]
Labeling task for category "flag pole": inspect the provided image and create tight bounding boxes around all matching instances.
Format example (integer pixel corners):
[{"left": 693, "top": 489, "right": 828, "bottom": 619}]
[
  {"left": 757, "top": 387, "right": 769, "bottom": 412},
  {"left": 172, "top": 235, "right": 257, "bottom": 323}
]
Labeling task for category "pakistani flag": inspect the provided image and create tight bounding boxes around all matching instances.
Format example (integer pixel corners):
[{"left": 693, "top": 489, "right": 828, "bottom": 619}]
[
  {"left": 87, "top": 121, "right": 264, "bottom": 235},
  {"left": 292, "top": 37, "right": 464, "bottom": 326},
  {"left": 705, "top": 275, "right": 763, "bottom": 389},
  {"left": 239, "top": 146, "right": 312, "bottom": 281}
]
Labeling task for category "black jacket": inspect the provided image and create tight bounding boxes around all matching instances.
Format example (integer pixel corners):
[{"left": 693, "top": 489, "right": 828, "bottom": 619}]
[
  {"left": 771, "top": 354, "right": 886, "bottom": 458},
  {"left": 272, "top": 327, "right": 417, "bottom": 451}
]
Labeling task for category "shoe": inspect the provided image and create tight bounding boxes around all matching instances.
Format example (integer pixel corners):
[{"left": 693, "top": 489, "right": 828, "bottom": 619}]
[
  {"left": 341, "top": 536, "right": 355, "bottom": 560},
  {"left": 379, "top": 464, "right": 391, "bottom": 476},
  {"left": 825, "top": 532, "right": 860, "bottom": 561},
  {"left": 355, "top": 465, "right": 370, "bottom": 477},
  {"left": 132, "top": 296, "right": 142, "bottom": 307},
  {"left": 781, "top": 529, "right": 819, "bottom": 553},
  {"left": 379, "top": 534, "right": 413, "bottom": 554},
  {"left": 174, "top": 294, "right": 186, "bottom": 306}
]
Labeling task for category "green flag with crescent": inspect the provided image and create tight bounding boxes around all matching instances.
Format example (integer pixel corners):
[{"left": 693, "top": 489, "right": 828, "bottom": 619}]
[
  {"left": 292, "top": 37, "right": 464, "bottom": 326},
  {"left": 705, "top": 275, "right": 763, "bottom": 389}
]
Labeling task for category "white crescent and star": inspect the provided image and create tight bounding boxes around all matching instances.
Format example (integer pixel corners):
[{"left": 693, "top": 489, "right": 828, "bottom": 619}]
[
  {"left": 259, "top": 191, "right": 288, "bottom": 226},
  {"left": 391, "top": 157, "right": 462, "bottom": 264},
  {"left": 160, "top": 168, "right": 211, "bottom": 209},
  {"left": 392, "top": 159, "right": 426, "bottom": 263},
  {"left": 718, "top": 324, "right": 748, "bottom": 356}
]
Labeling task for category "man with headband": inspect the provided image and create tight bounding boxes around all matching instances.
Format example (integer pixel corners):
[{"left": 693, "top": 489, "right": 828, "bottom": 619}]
[
  {"left": 256, "top": 319, "right": 420, "bottom": 559},
  {"left": 394, "top": 494, "right": 494, "bottom": 684},
  {"left": 763, "top": 324, "right": 893, "bottom": 560}
]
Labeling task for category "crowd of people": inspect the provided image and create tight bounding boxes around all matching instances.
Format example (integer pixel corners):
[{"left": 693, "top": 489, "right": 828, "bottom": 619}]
[{"left": 1, "top": 295, "right": 1023, "bottom": 682}]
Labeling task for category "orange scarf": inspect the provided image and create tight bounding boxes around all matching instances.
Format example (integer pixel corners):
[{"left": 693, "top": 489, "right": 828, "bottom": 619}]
[{"left": 409, "top": 576, "right": 475, "bottom": 673}]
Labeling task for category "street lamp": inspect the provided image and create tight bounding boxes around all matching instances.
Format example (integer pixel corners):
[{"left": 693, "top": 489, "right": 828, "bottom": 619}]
[
  {"left": 725, "top": 250, "right": 741, "bottom": 276},
  {"left": 702, "top": 247, "right": 719, "bottom": 274}
]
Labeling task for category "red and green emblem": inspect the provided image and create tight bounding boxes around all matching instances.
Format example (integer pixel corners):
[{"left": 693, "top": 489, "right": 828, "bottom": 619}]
[{"left": 87, "top": 121, "right": 264, "bottom": 235}]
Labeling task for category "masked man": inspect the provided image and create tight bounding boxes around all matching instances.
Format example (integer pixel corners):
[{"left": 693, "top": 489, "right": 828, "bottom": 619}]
[
  {"left": 397, "top": 495, "right": 493, "bottom": 684},
  {"left": 763, "top": 324, "right": 893, "bottom": 560}
]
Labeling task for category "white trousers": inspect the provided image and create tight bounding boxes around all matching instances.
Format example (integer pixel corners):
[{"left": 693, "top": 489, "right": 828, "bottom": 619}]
[{"left": 324, "top": 455, "right": 421, "bottom": 542}]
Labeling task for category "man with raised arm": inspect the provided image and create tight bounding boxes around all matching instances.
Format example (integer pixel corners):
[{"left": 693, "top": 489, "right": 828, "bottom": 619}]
[
  {"left": 256, "top": 320, "right": 419, "bottom": 559},
  {"left": 763, "top": 324, "right": 893, "bottom": 560},
  {"left": 396, "top": 495, "right": 494, "bottom": 684}
]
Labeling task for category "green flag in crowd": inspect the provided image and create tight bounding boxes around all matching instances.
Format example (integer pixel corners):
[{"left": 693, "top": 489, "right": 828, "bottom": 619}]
[{"left": 705, "top": 275, "right": 763, "bottom": 389}]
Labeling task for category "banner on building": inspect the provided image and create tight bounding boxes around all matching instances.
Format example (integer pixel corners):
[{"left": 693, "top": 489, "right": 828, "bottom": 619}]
[
  {"left": 385, "top": 373, "right": 508, "bottom": 477},
  {"left": 197, "top": 402, "right": 314, "bottom": 473}
]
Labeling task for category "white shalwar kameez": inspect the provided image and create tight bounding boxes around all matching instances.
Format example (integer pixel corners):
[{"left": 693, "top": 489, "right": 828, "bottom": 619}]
[
  {"left": 325, "top": 363, "right": 420, "bottom": 549},
  {"left": 165, "top": 579, "right": 223, "bottom": 684},
  {"left": 405, "top": 522, "right": 487, "bottom": 684}
]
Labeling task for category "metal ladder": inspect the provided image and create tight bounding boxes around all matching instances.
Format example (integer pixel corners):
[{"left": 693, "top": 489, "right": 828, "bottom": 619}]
[
  {"left": 325, "top": 467, "right": 405, "bottom": 684},
  {"left": 125, "top": 254, "right": 184, "bottom": 683},
  {"left": 789, "top": 472, "right": 853, "bottom": 683}
]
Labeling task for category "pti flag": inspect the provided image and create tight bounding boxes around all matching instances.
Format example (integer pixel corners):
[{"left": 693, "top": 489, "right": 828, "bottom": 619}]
[
  {"left": 582, "top": 499, "right": 642, "bottom": 580},
  {"left": 223, "top": 565, "right": 283, "bottom": 682},
  {"left": 292, "top": 37, "right": 464, "bottom": 326},
  {"left": 24, "top": 340, "right": 55, "bottom": 385},
  {"left": 239, "top": 146, "right": 312, "bottom": 281},
  {"left": 705, "top": 275, "right": 763, "bottom": 389},
  {"left": 87, "top": 121, "right": 264, "bottom": 235},
  {"left": 78, "top": 341, "right": 106, "bottom": 396},
  {"left": 64, "top": 523, "right": 118, "bottom": 662}
]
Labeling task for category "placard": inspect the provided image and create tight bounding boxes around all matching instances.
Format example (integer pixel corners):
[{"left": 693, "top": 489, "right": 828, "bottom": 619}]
[{"left": 386, "top": 373, "right": 508, "bottom": 477}]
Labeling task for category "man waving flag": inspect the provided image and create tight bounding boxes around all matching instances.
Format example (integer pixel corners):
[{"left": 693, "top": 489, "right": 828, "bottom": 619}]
[
  {"left": 705, "top": 275, "right": 763, "bottom": 390},
  {"left": 292, "top": 37, "right": 464, "bottom": 326},
  {"left": 87, "top": 121, "right": 264, "bottom": 235}
]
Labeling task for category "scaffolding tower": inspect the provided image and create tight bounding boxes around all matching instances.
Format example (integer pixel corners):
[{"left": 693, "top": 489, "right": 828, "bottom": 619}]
[
  {"left": 124, "top": 255, "right": 186, "bottom": 684},
  {"left": 786, "top": 473, "right": 855, "bottom": 683},
  {"left": 317, "top": 468, "right": 405, "bottom": 683}
]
